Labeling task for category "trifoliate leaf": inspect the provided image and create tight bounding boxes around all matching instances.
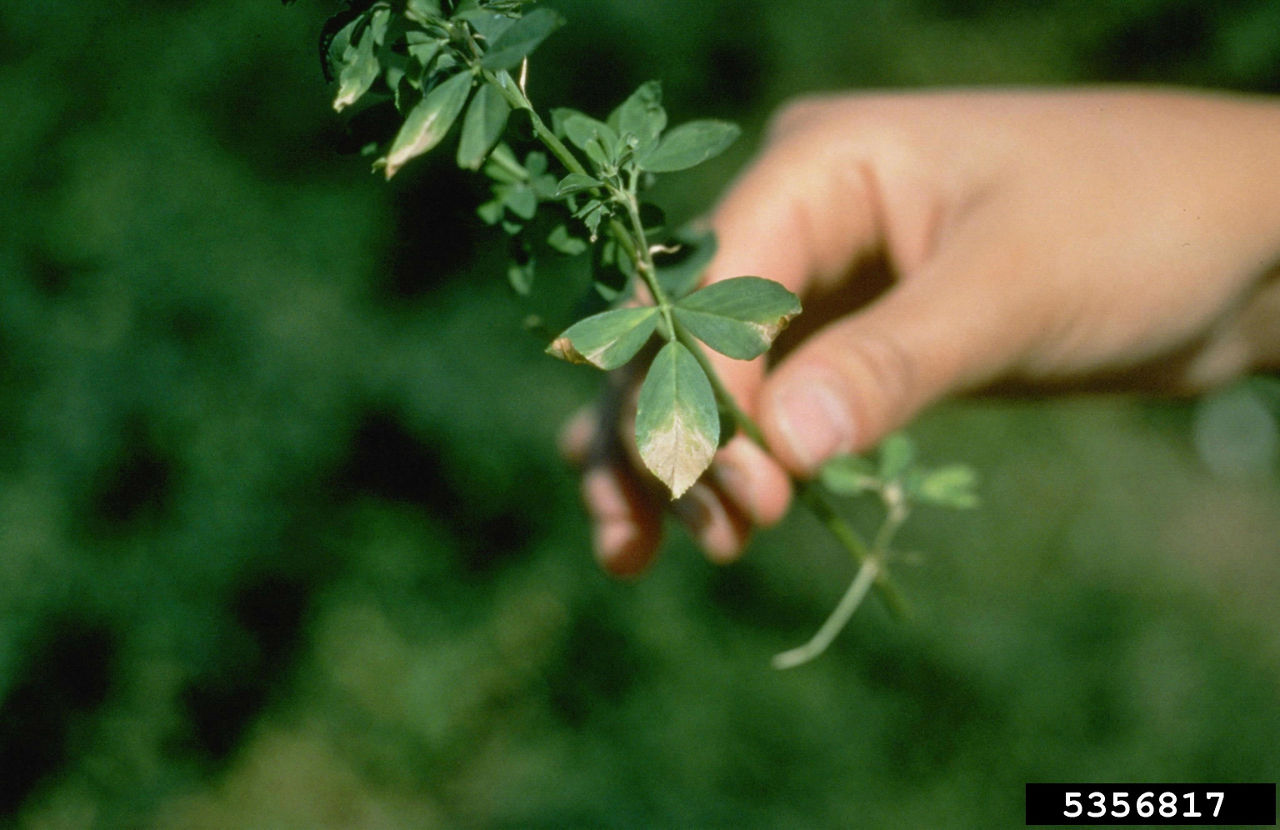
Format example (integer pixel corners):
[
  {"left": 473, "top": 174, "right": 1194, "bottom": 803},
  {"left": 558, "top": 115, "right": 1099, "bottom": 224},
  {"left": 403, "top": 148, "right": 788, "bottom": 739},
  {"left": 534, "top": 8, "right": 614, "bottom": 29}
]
[
  {"left": 913, "top": 465, "right": 980, "bottom": 509},
  {"left": 672, "top": 276, "right": 801, "bottom": 360},
  {"left": 611, "top": 80, "right": 666, "bottom": 157},
  {"left": 636, "top": 120, "right": 740, "bottom": 173},
  {"left": 561, "top": 113, "right": 619, "bottom": 168},
  {"left": 635, "top": 341, "right": 720, "bottom": 498},
  {"left": 546, "top": 307, "right": 658, "bottom": 370},
  {"left": 501, "top": 182, "right": 537, "bottom": 220},
  {"left": 546, "top": 224, "right": 588, "bottom": 256}
]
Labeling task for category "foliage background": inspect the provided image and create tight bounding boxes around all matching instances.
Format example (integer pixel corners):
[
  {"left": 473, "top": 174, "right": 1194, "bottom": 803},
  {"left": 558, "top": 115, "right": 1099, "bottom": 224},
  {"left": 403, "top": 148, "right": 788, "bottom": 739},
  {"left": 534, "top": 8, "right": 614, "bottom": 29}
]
[{"left": 3, "top": 0, "right": 1279, "bottom": 826}]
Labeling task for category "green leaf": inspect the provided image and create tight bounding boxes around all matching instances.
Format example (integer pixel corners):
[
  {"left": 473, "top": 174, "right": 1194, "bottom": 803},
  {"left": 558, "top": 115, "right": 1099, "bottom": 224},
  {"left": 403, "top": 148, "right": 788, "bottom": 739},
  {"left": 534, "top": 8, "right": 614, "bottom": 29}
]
[
  {"left": 546, "top": 224, "right": 588, "bottom": 256},
  {"left": 480, "top": 7, "right": 565, "bottom": 71},
  {"left": 819, "top": 454, "right": 879, "bottom": 496},
  {"left": 501, "top": 183, "right": 537, "bottom": 220},
  {"left": 637, "top": 120, "right": 740, "bottom": 173},
  {"left": 635, "top": 341, "right": 720, "bottom": 498},
  {"left": 561, "top": 113, "right": 618, "bottom": 167},
  {"left": 877, "top": 433, "right": 916, "bottom": 481},
  {"left": 574, "top": 198, "right": 609, "bottom": 239},
  {"left": 405, "top": 0, "right": 443, "bottom": 24},
  {"left": 507, "top": 259, "right": 534, "bottom": 295},
  {"left": 456, "top": 82, "right": 510, "bottom": 170},
  {"left": 546, "top": 307, "right": 658, "bottom": 370},
  {"left": 913, "top": 465, "right": 980, "bottom": 509},
  {"left": 654, "top": 228, "right": 716, "bottom": 299},
  {"left": 672, "top": 276, "right": 801, "bottom": 360},
  {"left": 555, "top": 173, "right": 602, "bottom": 196},
  {"left": 457, "top": 10, "right": 515, "bottom": 44},
  {"left": 379, "top": 71, "right": 473, "bottom": 179},
  {"left": 333, "top": 14, "right": 382, "bottom": 112},
  {"left": 611, "top": 80, "right": 666, "bottom": 156},
  {"left": 406, "top": 31, "right": 445, "bottom": 73},
  {"left": 507, "top": 236, "right": 535, "bottom": 294},
  {"left": 482, "top": 143, "right": 526, "bottom": 183},
  {"left": 368, "top": 7, "right": 393, "bottom": 46},
  {"left": 476, "top": 199, "right": 503, "bottom": 225}
]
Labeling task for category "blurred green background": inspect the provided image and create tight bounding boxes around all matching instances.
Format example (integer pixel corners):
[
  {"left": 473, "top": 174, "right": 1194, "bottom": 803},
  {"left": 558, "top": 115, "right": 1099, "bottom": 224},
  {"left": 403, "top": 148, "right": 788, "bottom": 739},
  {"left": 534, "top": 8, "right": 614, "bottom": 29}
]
[{"left": 3, "top": 1, "right": 1279, "bottom": 827}]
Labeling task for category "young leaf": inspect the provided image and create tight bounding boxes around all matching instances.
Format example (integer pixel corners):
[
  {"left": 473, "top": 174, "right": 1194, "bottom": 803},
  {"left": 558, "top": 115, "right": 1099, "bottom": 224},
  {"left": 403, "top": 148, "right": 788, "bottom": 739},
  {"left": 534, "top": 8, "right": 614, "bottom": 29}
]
[
  {"left": 654, "top": 228, "right": 716, "bottom": 299},
  {"left": 561, "top": 113, "right": 619, "bottom": 167},
  {"left": 635, "top": 341, "right": 720, "bottom": 498},
  {"left": 501, "top": 182, "right": 537, "bottom": 220},
  {"left": 546, "top": 224, "right": 588, "bottom": 256},
  {"left": 611, "top": 80, "right": 666, "bottom": 156},
  {"left": 457, "top": 82, "right": 510, "bottom": 169},
  {"left": 877, "top": 433, "right": 916, "bottom": 481},
  {"left": 405, "top": 31, "right": 444, "bottom": 68},
  {"left": 913, "top": 465, "right": 980, "bottom": 509},
  {"left": 637, "top": 120, "right": 740, "bottom": 173},
  {"left": 507, "top": 259, "right": 535, "bottom": 295},
  {"left": 546, "top": 307, "right": 658, "bottom": 370},
  {"left": 379, "top": 70, "right": 473, "bottom": 178},
  {"left": 672, "top": 276, "right": 801, "bottom": 360},
  {"left": 819, "top": 454, "right": 879, "bottom": 496},
  {"left": 555, "top": 173, "right": 602, "bottom": 196},
  {"left": 480, "top": 7, "right": 565, "bottom": 71}
]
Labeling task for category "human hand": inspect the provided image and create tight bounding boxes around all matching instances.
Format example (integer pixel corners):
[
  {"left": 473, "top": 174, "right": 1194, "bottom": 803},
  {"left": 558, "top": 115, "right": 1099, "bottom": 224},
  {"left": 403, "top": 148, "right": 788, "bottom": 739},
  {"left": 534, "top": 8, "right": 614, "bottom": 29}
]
[{"left": 563, "top": 88, "right": 1280, "bottom": 575}]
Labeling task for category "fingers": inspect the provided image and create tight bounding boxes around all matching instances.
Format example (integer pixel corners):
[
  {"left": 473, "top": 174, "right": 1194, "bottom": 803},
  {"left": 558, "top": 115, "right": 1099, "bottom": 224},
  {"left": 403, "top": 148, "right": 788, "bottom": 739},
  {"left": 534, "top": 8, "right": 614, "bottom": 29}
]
[
  {"left": 562, "top": 407, "right": 772, "bottom": 572},
  {"left": 674, "top": 106, "right": 897, "bottom": 539},
  {"left": 562, "top": 404, "right": 664, "bottom": 576},
  {"left": 757, "top": 245, "right": 1036, "bottom": 475},
  {"left": 581, "top": 464, "right": 663, "bottom": 577}
]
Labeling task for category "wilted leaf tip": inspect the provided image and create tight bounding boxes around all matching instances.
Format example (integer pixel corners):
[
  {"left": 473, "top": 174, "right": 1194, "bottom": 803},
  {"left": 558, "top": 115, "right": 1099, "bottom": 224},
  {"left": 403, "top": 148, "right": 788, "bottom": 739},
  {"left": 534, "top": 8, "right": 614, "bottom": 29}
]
[
  {"left": 546, "top": 336, "right": 588, "bottom": 365},
  {"left": 637, "top": 410, "right": 717, "bottom": 499}
]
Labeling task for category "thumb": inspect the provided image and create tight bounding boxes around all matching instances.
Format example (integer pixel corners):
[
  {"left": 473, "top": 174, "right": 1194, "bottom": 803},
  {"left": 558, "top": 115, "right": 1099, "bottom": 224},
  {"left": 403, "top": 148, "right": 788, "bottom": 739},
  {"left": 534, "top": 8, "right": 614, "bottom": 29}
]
[{"left": 757, "top": 257, "right": 1033, "bottom": 476}]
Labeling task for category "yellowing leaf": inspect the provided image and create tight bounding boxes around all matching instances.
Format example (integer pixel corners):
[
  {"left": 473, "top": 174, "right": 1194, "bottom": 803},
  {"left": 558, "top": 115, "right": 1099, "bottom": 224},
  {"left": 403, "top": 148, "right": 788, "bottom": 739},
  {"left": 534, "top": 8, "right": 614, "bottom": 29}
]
[
  {"left": 378, "top": 71, "right": 473, "bottom": 179},
  {"left": 546, "top": 307, "right": 657, "bottom": 370},
  {"left": 634, "top": 341, "right": 719, "bottom": 498}
]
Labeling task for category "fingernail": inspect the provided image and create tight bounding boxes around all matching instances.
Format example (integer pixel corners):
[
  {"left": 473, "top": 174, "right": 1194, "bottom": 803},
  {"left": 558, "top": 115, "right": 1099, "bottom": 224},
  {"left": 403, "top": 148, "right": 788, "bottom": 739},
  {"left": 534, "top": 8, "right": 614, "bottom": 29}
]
[{"left": 772, "top": 374, "right": 855, "bottom": 471}]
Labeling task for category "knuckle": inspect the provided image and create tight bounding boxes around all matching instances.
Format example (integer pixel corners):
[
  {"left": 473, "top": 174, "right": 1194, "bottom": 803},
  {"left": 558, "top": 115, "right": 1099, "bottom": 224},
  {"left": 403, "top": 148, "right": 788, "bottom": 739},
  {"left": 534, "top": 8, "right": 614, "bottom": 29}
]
[{"left": 843, "top": 331, "right": 919, "bottom": 440}]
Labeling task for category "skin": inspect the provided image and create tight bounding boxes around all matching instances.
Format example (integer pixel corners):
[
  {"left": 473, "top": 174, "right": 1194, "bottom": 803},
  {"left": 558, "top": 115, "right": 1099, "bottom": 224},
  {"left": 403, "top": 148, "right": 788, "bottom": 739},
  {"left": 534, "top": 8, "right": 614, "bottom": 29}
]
[{"left": 562, "top": 88, "right": 1280, "bottom": 576}]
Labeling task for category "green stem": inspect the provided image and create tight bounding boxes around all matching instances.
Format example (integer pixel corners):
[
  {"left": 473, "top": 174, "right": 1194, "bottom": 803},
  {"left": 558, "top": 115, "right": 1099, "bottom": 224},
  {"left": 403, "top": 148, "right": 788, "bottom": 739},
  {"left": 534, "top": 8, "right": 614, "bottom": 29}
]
[
  {"left": 481, "top": 68, "right": 588, "bottom": 178},
  {"left": 478, "top": 57, "right": 910, "bottom": 660},
  {"left": 674, "top": 330, "right": 911, "bottom": 621},
  {"left": 771, "top": 557, "right": 880, "bottom": 670},
  {"left": 618, "top": 187, "right": 677, "bottom": 335}
]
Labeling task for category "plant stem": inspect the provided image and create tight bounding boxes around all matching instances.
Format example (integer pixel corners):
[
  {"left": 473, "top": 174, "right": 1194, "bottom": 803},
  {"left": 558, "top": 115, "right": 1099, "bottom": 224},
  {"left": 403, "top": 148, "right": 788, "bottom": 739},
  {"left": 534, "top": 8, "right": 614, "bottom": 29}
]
[
  {"left": 674, "top": 330, "right": 911, "bottom": 622},
  {"left": 481, "top": 68, "right": 588, "bottom": 178},
  {"left": 482, "top": 63, "right": 910, "bottom": 659},
  {"left": 771, "top": 556, "right": 881, "bottom": 670}
]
